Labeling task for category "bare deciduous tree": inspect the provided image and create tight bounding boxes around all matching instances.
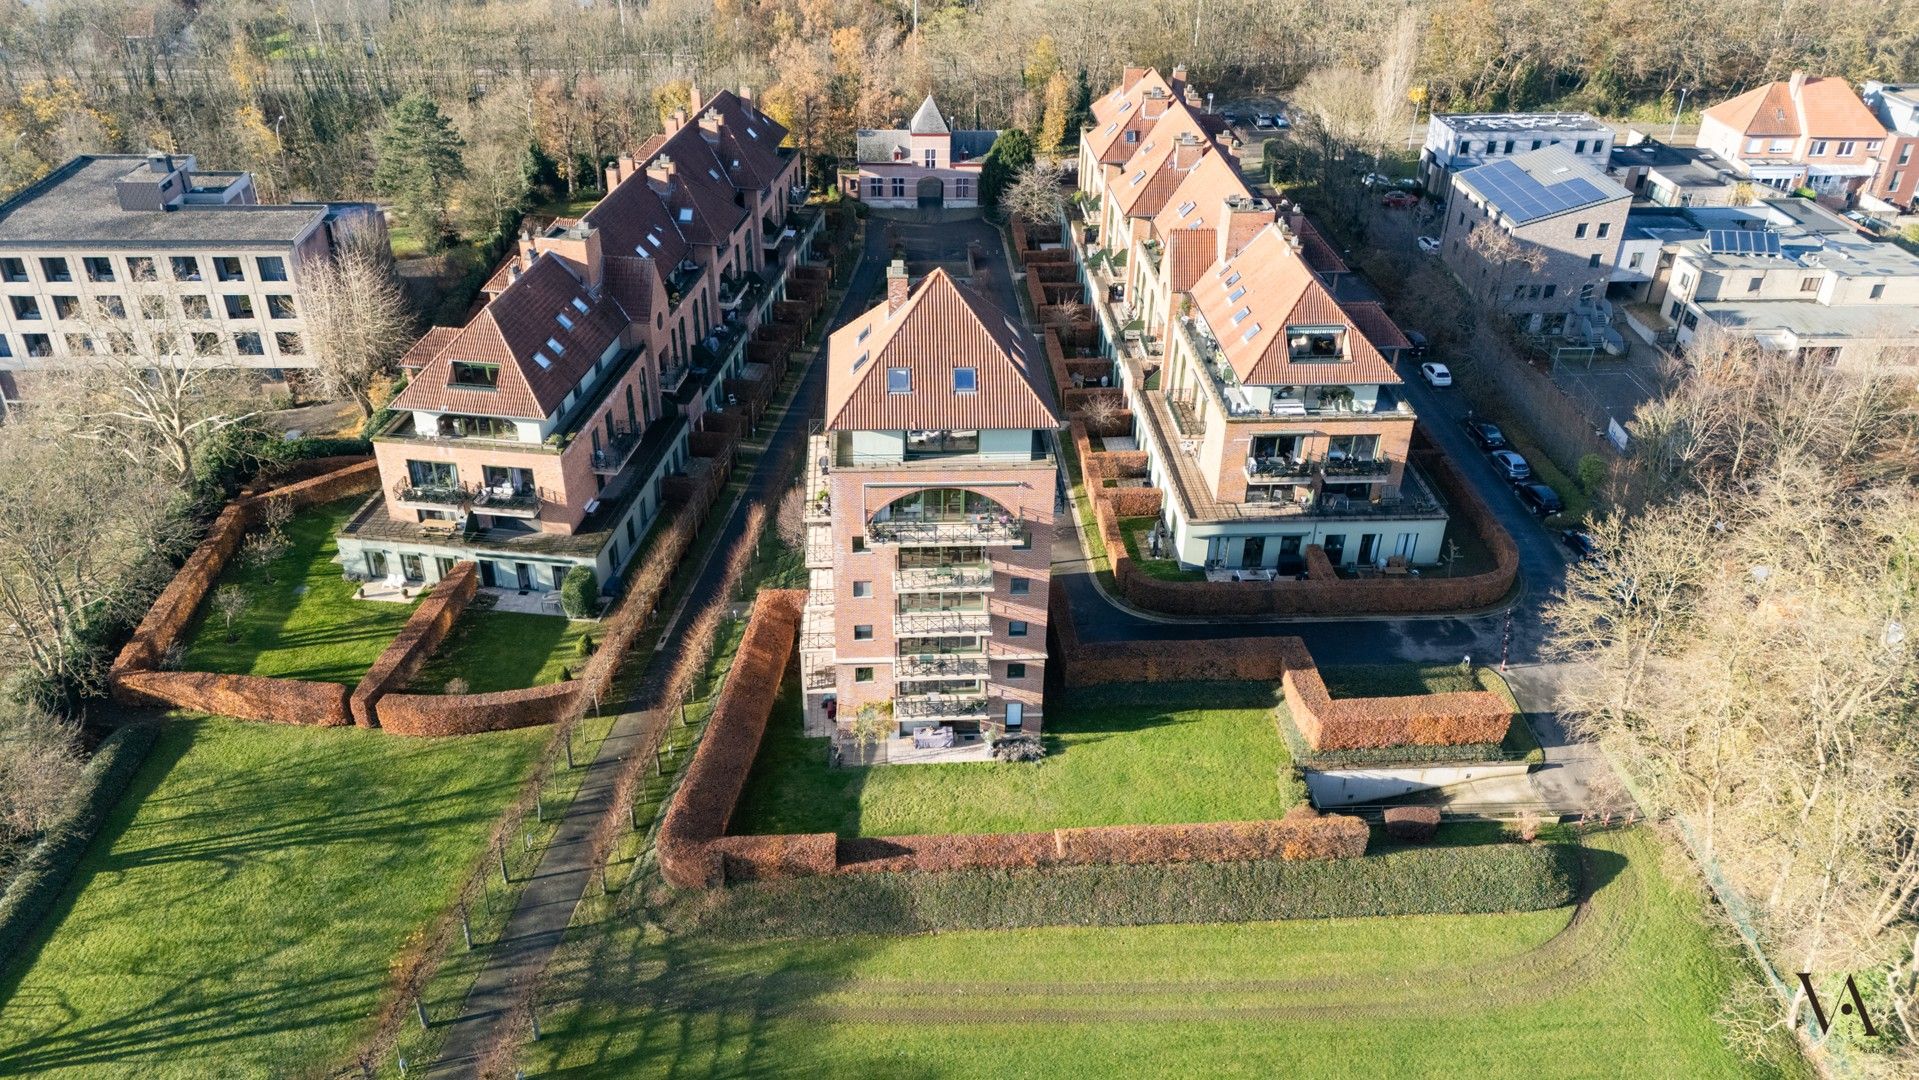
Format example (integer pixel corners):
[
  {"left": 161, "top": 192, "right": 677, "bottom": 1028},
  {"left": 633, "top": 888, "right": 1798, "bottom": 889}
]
[
  {"left": 1002, "top": 161, "right": 1066, "bottom": 228},
  {"left": 1466, "top": 223, "right": 1546, "bottom": 309},
  {"left": 211, "top": 584, "right": 251, "bottom": 643},
  {"left": 0, "top": 700, "right": 85, "bottom": 847},
  {"left": 299, "top": 239, "right": 415, "bottom": 419}
]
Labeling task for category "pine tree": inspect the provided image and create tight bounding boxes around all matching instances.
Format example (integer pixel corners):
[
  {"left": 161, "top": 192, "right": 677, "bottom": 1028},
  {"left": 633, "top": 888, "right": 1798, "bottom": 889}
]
[
  {"left": 373, "top": 94, "right": 467, "bottom": 251},
  {"left": 978, "top": 128, "right": 1034, "bottom": 210},
  {"left": 1067, "top": 68, "right": 1094, "bottom": 137}
]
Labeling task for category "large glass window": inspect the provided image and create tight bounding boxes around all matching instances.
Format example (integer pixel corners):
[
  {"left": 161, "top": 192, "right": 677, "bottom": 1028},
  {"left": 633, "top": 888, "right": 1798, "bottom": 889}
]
[
  {"left": 451, "top": 361, "right": 501, "bottom": 388},
  {"left": 876, "top": 488, "right": 1006, "bottom": 523},
  {"left": 406, "top": 460, "right": 457, "bottom": 488},
  {"left": 905, "top": 429, "right": 979, "bottom": 457}
]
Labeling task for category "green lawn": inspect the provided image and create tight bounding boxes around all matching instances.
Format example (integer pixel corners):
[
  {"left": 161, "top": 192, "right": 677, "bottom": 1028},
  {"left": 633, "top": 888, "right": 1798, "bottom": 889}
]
[
  {"left": 730, "top": 681, "right": 1297, "bottom": 837},
  {"left": 0, "top": 717, "right": 545, "bottom": 1079},
  {"left": 1117, "top": 514, "right": 1204, "bottom": 581},
  {"left": 180, "top": 497, "right": 418, "bottom": 684},
  {"left": 407, "top": 607, "right": 595, "bottom": 694},
  {"left": 524, "top": 827, "right": 1803, "bottom": 1078},
  {"left": 1319, "top": 663, "right": 1512, "bottom": 699}
]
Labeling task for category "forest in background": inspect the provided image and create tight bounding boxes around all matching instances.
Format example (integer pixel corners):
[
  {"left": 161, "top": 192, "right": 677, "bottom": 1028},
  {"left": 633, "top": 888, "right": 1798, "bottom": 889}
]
[{"left": 1, "top": 0, "right": 1916, "bottom": 212}]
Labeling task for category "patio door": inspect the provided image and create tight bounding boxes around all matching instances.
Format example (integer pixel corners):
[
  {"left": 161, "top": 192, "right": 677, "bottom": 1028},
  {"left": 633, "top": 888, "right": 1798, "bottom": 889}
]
[
  {"left": 365, "top": 551, "right": 389, "bottom": 578},
  {"left": 1394, "top": 533, "right": 1420, "bottom": 562},
  {"left": 1240, "top": 536, "right": 1265, "bottom": 569},
  {"left": 1004, "top": 702, "right": 1023, "bottom": 730},
  {"left": 400, "top": 553, "right": 425, "bottom": 582},
  {"left": 514, "top": 562, "right": 533, "bottom": 590},
  {"left": 1357, "top": 533, "right": 1379, "bottom": 565},
  {"left": 435, "top": 556, "right": 456, "bottom": 579}
]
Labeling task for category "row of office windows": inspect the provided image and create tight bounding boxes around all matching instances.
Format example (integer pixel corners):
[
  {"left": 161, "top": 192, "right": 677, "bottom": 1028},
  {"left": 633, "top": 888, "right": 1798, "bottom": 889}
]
[
  {"left": 5, "top": 292, "right": 296, "bottom": 322},
  {"left": 0, "top": 329, "right": 301, "bottom": 358},
  {"left": 0, "top": 253, "right": 287, "bottom": 285}
]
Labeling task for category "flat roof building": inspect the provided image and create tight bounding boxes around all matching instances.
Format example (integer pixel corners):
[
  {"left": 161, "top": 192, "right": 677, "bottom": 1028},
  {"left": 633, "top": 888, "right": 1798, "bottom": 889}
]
[{"left": 1420, "top": 113, "right": 1615, "bottom": 193}]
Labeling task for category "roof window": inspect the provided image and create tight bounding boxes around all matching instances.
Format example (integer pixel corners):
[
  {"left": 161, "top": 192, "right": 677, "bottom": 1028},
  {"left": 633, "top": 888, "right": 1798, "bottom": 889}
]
[
  {"left": 1231, "top": 307, "right": 1252, "bottom": 325},
  {"left": 707, "top": 168, "right": 722, "bottom": 180},
  {"left": 556, "top": 312, "right": 574, "bottom": 330},
  {"left": 645, "top": 233, "right": 662, "bottom": 249},
  {"left": 678, "top": 208, "right": 694, "bottom": 222},
  {"left": 857, "top": 325, "right": 872, "bottom": 344},
  {"left": 887, "top": 367, "right": 911, "bottom": 393},
  {"left": 953, "top": 367, "right": 978, "bottom": 393},
  {"left": 852, "top": 351, "right": 870, "bottom": 371},
  {"left": 532, "top": 352, "right": 552, "bottom": 369},
  {"left": 634, "top": 244, "right": 652, "bottom": 259},
  {"left": 1177, "top": 200, "right": 1196, "bottom": 217},
  {"left": 746, "top": 126, "right": 759, "bottom": 139},
  {"left": 1129, "top": 172, "right": 1146, "bottom": 187},
  {"left": 1224, "top": 271, "right": 1241, "bottom": 286},
  {"left": 1227, "top": 286, "right": 1246, "bottom": 303},
  {"left": 572, "top": 297, "right": 589, "bottom": 313},
  {"left": 546, "top": 337, "right": 565, "bottom": 355},
  {"left": 1240, "top": 323, "right": 1262, "bottom": 343}
]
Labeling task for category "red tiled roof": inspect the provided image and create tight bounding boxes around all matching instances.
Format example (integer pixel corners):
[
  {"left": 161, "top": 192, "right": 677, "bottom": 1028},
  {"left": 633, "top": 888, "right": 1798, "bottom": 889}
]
[
  {"left": 399, "top": 326, "right": 459, "bottom": 371},
  {"left": 1284, "top": 213, "right": 1349, "bottom": 277},
  {"left": 393, "top": 253, "right": 628, "bottom": 419},
  {"left": 1705, "top": 74, "right": 1885, "bottom": 140},
  {"left": 1149, "top": 151, "right": 1249, "bottom": 241},
  {"left": 824, "top": 268, "right": 1058, "bottom": 432},
  {"left": 1343, "top": 301, "right": 1412, "bottom": 351},
  {"left": 1187, "top": 224, "right": 1399, "bottom": 387},
  {"left": 1163, "top": 229, "right": 1216, "bottom": 293}
]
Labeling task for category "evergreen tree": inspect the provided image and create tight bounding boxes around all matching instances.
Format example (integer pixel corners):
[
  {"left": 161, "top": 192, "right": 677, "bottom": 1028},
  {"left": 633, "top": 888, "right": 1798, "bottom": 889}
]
[
  {"left": 1067, "top": 68, "right": 1094, "bottom": 138},
  {"left": 373, "top": 94, "right": 467, "bottom": 251},
  {"left": 978, "top": 128, "right": 1034, "bottom": 210}
]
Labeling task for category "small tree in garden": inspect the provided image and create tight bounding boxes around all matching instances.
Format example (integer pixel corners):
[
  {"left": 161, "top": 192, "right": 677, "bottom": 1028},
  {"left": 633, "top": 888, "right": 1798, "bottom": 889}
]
[
  {"left": 559, "top": 565, "right": 598, "bottom": 618},
  {"left": 1002, "top": 160, "right": 1065, "bottom": 227},
  {"left": 850, "top": 702, "right": 893, "bottom": 751},
  {"left": 242, "top": 498, "right": 294, "bottom": 582},
  {"left": 1078, "top": 393, "right": 1122, "bottom": 433},
  {"left": 211, "top": 585, "right": 250, "bottom": 642}
]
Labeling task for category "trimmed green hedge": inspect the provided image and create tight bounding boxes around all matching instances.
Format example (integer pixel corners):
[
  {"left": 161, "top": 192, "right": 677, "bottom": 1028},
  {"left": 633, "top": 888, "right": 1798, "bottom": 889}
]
[
  {"left": 0, "top": 723, "right": 160, "bottom": 975},
  {"left": 560, "top": 565, "right": 599, "bottom": 618},
  {"left": 667, "top": 842, "right": 1580, "bottom": 940}
]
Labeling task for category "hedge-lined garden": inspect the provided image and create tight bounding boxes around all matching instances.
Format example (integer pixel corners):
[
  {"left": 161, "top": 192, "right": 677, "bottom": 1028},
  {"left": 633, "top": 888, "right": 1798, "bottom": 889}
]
[
  {"left": 671, "top": 840, "right": 1579, "bottom": 939},
  {"left": 729, "top": 681, "right": 1300, "bottom": 838}
]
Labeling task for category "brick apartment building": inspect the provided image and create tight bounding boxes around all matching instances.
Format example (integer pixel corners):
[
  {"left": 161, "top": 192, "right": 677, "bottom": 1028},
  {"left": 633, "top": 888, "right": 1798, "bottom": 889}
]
[
  {"left": 845, "top": 96, "right": 996, "bottom": 210},
  {"left": 1074, "top": 67, "right": 1447, "bottom": 572},
  {"left": 337, "top": 86, "right": 816, "bottom": 598},
  {"left": 0, "top": 153, "right": 382, "bottom": 406},
  {"left": 801, "top": 262, "right": 1059, "bottom": 763},
  {"left": 1861, "top": 82, "right": 1919, "bottom": 212}
]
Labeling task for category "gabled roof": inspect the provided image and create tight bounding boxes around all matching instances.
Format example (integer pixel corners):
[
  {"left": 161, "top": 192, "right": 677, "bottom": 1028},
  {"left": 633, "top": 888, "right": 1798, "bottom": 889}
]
[
  {"left": 824, "top": 268, "right": 1058, "bottom": 432},
  {"left": 1085, "top": 70, "right": 1182, "bottom": 164},
  {"left": 393, "top": 253, "right": 628, "bottom": 420},
  {"left": 1187, "top": 224, "right": 1400, "bottom": 387},
  {"left": 909, "top": 95, "right": 950, "bottom": 135},
  {"left": 1109, "top": 128, "right": 1212, "bottom": 219},
  {"left": 1705, "top": 75, "right": 1885, "bottom": 140},
  {"left": 1149, "top": 151, "right": 1249, "bottom": 241}
]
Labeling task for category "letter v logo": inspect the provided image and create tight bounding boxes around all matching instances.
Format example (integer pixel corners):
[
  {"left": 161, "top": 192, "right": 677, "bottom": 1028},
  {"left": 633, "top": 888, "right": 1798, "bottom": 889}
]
[{"left": 1797, "top": 973, "right": 1879, "bottom": 1037}]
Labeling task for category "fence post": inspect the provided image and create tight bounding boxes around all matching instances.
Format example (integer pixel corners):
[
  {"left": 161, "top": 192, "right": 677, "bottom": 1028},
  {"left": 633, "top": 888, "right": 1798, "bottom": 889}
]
[
  {"left": 415, "top": 998, "right": 429, "bottom": 1030},
  {"left": 460, "top": 904, "right": 472, "bottom": 950},
  {"left": 498, "top": 845, "right": 511, "bottom": 885},
  {"left": 565, "top": 732, "right": 576, "bottom": 769},
  {"left": 529, "top": 1001, "right": 542, "bottom": 1041}
]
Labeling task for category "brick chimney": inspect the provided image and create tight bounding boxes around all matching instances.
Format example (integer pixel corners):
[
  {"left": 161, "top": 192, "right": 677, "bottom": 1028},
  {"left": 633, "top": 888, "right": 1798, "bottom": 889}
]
[
  {"left": 1172, "top": 131, "right": 1206, "bottom": 170},
  {"left": 698, "top": 108, "right": 725, "bottom": 137},
  {"left": 739, "top": 85, "right": 754, "bottom": 106},
  {"left": 886, "top": 260, "right": 910, "bottom": 313},
  {"left": 668, "top": 108, "right": 687, "bottom": 134},
  {"left": 647, "top": 154, "right": 677, "bottom": 188},
  {"left": 1171, "top": 64, "right": 1188, "bottom": 85},
  {"left": 1219, "top": 194, "right": 1276, "bottom": 263},
  {"left": 688, "top": 82, "right": 703, "bottom": 114}
]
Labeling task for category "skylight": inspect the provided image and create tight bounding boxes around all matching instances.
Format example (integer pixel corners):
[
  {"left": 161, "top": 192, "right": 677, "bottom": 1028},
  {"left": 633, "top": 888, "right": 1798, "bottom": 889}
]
[
  {"left": 1228, "top": 287, "right": 1246, "bottom": 303},
  {"left": 546, "top": 337, "right": 565, "bottom": 355},
  {"left": 572, "top": 297, "right": 589, "bottom": 313},
  {"left": 1241, "top": 323, "right": 1262, "bottom": 342},
  {"left": 953, "top": 367, "right": 978, "bottom": 393},
  {"left": 533, "top": 352, "right": 552, "bottom": 369},
  {"left": 556, "top": 312, "right": 574, "bottom": 330},
  {"left": 857, "top": 326, "right": 871, "bottom": 344},
  {"left": 1224, "top": 271, "right": 1241, "bottom": 286},
  {"left": 887, "top": 367, "right": 911, "bottom": 394},
  {"left": 678, "top": 208, "right": 693, "bottom": 222},
  {"left": 634, "top": 244, "right": 652, "bottom": 259},
  {"left": 746, "top": 126, "right": 759, "bottom": 139},
  {"left": 645, "top": 233, "right": 662, "bottom": 248},
  {"left": 1129, "top": 172, "right": 1146, "bottom": 187},
  {"left": 852, "top": 351, "right": 870, "bottom": 371},
  {"left": 1232, "top": 307, "right": 1252, "bottom": 325},
  {"left": 1177, "top": 201, "right": 1196, "bottom": 217},
  {"left": 707, "top": 168, "right": 722, "bottom": 180}
]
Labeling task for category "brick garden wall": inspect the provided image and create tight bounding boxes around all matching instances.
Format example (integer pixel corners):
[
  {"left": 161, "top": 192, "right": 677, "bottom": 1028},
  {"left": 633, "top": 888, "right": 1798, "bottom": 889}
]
[{"left": 349, "top": 561, "right": 479, "bottom": 727}]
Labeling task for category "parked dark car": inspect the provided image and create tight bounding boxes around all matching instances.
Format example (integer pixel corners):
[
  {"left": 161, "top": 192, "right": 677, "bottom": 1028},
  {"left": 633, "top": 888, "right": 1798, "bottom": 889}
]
[
  {"left": 1404, "top": 329, "right": 1428, "bottom": 358},
  {"left": 1517, "top": 482, "right": 1564, "bottom": 516},
  {"left": 1463, "top": 418, "right": 1508, "bottom": 450},
  {"left": 1561, "top": 528, "right": 1599, "bottom": 560}
]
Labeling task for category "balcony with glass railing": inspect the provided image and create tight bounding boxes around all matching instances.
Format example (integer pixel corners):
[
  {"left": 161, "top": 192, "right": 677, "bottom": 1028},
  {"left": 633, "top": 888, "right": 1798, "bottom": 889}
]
[{"left": 896, "top": 694, "right": 991, "bottom": 721}]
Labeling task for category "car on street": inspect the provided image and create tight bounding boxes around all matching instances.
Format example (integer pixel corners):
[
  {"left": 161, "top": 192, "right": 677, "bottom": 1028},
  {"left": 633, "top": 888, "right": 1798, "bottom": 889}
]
[
  {"left": 1220, "top": 112, "right": 1241, "bottom": 127},
  {"left": 1488, "top": 449, "right": 1531, "bottom": 482},
  {"left": 1419, "top": 361, "right": 1452, "bottom": 386},
  {"left": 1561, "top": 528, "right": 1599, "bottom": 560},
  {"left": 1404, "top": 329, "right": 1428, "bottom": 358},
  {"left": 1463, "top": 418, "right": 1508, "bottom": 450},
  {"left": 1516, "top": 481, "right": 1564, "bottom": 517},
  {"left": 1417, "top": 235, "right": 1441, "bottom": 254},
  {"left": 1361, "top": 172, "right": 1393, "bottom": 188},
  {"left": 1380, "top": 191, "right": 1418, "bottom": 209},
  {"left": 1395, "top": 177, "right": 1421, "bottom": 191},
  {"left": 1253, "top": 113, "right": 1277, "bottom": 130}
]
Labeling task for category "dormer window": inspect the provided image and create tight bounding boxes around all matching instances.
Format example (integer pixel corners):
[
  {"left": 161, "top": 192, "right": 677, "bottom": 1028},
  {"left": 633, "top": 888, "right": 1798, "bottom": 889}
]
[
  {"left": 953, "top": 367, "right": 978, "bottom": 393},
  {"left": 1287, "top": 326, "right": 1345, "bottom": 360},
  {"left": 556, "top": 312, "right": 575, "bottom": 330},
  {"left": 1125, "top": 131, "right": 1139, "bottom": 143},
  {"left": 887, "top": 367, "right": 911, "bottom": 394},
  {"left": 451, "top": 361, "right": 501, "bottom": 388}
]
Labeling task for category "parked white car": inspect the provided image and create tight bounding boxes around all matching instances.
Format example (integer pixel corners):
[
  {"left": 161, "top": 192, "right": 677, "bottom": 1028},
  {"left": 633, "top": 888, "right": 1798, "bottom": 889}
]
[
  {"left": 1253, "top": 114, "right": 1277, "bottom": 130},
  {"left": 1419, "top": 362, "right": 1452, "bottom": 387},
  {"left": 1360, "top": 172, "right": 1393, "bottom": 188},
  {"left": 1417, "top": 235, "right": 1442, "bottom": 254}
]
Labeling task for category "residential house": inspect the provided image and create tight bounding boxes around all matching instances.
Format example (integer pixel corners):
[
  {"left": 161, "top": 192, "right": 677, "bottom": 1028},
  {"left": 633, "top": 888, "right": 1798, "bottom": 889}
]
[
  {"left": 846, "top": 96, "right": 996, "bottom": 209},
  {"left": 1073, "top": 69, "right": 1449, "bottom": 571},
  {"left": 1439, "top": 147, "right": 1632, "bottom": 343},
  {"left": 1695, "top": 72, "right": 1886, "bottom": 200},
  {"left": 338, "top": 86, "right": 815, "bottom": 597},
  {"left": 1614, "top": 196, "right": 1919, "bottom": 370},
  {"left": 801, "top": 262, "right": 1059, "bottom": 761},
  {"left": 1420, "top": 113, "right": 1615, "bottom": 194},
  {"left": 1860, "top": 82, "right": 1919, "bottom": 212},
  {"left": 0, "top": 153, "right": 382, "bottom": 395}
]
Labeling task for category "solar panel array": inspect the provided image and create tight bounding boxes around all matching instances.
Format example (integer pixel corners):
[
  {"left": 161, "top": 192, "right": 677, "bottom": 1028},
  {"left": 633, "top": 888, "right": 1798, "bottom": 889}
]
[
  {"left": 1706, "top": 229, "right": 1783, "bottom": 256},
  {"left": 1465, "top": 158, "right": 1613, "bottom": 224}
]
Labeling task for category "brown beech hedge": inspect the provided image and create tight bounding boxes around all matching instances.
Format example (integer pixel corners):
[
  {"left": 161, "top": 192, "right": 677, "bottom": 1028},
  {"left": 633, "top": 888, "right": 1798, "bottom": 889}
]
[{"left": 350, "top": 561, "right": 478, "bottom": 727}]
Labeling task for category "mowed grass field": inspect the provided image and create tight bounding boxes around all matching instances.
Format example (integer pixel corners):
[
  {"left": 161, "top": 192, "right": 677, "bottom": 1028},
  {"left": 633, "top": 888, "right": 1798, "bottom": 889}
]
[
  {"left": 181, "top": 497, "right": 419, "bottom": 685},
  {"left": 526, "top": 828, "right": 1800, "bottom": 1078},
  {"left": 0, "top": 717, "right": 544, "bottom": 1079},
  {"left": 408, "top": 608, "right": 596, "bottom": 694},
  {"left": 729, "top": 681, "right": 1297, "bottom": 837}
]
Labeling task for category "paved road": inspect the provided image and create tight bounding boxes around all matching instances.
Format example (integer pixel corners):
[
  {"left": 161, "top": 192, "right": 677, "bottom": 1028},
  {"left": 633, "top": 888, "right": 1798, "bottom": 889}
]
[{"left": 426, "top": 228, "right": 878, "bottom": 1077}]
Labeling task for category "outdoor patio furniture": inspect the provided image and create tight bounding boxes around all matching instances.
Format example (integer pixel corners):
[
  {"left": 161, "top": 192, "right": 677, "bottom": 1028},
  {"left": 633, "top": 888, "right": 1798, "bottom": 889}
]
[{"left": 912, "top": 726, "right": 955, "bottom": 750}]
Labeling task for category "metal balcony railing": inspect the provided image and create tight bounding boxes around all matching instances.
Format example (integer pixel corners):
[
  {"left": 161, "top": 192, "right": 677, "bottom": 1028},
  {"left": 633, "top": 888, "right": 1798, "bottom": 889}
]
[
  {"left": 391, "top": 481, "right": 467, "bottom": 508},
  {"left": 590, "top": 424, "right": 645, "bottom": 475},
  {"left": 897, "top": 655, "right": 990, "bottom": 680},
  {"left": 868, "top": 518, "right": 1026, "bottom": 547},
  {"left": 1245, "top": 456, "right": 1315, "bottom": 483},
  {"left": 1320, "top": 456, "right": 1392, "bottom": 478},
  {"left": 896, "top": 695, "right": 991, "bottom": 720},
  {"left": 895, "top": 565, "right": 993, "bottom": 591},
  {"left": 895, "top": 609, "right": 992, "bottom": 635},
  {"left": 469, "top": 485, "right": 541, "bottom": 517}
]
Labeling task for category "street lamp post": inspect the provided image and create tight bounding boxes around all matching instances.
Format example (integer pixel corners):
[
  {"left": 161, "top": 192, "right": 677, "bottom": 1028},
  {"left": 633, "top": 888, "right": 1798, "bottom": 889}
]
[{"left": 1668, "top": 88, "right": 1691, "bottom": 144}]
